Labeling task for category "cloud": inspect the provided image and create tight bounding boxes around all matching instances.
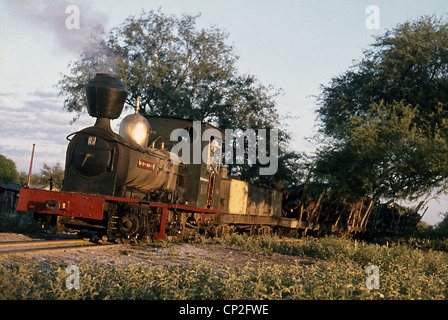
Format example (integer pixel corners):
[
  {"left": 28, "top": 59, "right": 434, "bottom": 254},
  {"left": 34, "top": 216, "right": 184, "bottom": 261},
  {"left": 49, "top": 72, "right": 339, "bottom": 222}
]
[
  {"left": 0, "top": 91, "right": 94, "bottom": 171},
  {"left": 30, "top": 91, "right": 58, "bottom": 99}
]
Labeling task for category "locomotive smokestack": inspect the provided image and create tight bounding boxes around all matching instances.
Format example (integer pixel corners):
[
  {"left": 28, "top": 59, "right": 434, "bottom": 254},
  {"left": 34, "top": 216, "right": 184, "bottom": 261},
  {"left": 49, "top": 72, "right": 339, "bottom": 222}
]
[{"left": 85, "top": 73, "right": 128, "bottom": 128}]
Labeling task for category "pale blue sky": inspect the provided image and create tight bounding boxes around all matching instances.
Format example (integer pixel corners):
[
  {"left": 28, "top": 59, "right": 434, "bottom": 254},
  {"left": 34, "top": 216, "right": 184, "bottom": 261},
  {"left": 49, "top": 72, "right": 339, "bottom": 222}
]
[{"left": 0, "top": 0, "right": 447, "bottom": 224}]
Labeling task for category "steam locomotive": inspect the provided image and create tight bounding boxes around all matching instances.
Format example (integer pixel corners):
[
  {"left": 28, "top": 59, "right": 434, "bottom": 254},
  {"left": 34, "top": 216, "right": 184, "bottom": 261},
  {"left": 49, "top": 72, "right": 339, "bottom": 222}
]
[
  {"left": 16, "top": 73, "right": 290, "bottom": 243},
  {"left": 19, "top": 73, "right": 411, "bottom": 242}
]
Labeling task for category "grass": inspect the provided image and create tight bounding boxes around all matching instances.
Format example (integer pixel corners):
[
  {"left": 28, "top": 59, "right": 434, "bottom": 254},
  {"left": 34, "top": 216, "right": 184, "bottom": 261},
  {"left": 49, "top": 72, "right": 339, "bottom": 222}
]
[{"left": 1, "top": 234, "right": 447, "bottom": 300}]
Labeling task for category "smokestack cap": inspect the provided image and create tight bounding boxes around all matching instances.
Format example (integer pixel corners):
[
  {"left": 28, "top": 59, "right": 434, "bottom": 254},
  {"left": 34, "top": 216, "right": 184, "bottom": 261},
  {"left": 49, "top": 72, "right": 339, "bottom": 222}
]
[{"left": 85, "top": 73, "right": 128, "bottom": 119}]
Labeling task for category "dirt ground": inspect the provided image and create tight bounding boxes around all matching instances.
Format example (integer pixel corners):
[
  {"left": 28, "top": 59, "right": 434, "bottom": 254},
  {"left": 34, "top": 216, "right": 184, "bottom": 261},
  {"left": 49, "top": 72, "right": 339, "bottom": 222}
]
[{"left": 0, "top": 232, "right": 317, "bottom": 269}]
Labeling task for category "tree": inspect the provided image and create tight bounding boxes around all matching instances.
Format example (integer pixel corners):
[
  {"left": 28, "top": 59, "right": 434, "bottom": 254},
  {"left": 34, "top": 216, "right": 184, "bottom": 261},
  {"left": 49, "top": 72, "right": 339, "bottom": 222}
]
[
  {"left": 0, "top": 154, "right": 19, "bottom": 184},
  {"left": 314, "top": 101, "right": 448, "bottom": 200},
  {"left": 56, "top": 9, "right": 301, "bottom": 187},
  {"left": 40, "top": 163, "right": 64, "bottom": 190},
  {"left": 314, "top": 16, "right": 448, "bottom": 201},
  {"left": 57, "top": 10, "right": 237, "bottom": 120},
  {"left": 317, "top": 15, "right": 448, "bottom": 141},
  {"left": 18, "top": 163, "right": 64, "bottom": 190}
]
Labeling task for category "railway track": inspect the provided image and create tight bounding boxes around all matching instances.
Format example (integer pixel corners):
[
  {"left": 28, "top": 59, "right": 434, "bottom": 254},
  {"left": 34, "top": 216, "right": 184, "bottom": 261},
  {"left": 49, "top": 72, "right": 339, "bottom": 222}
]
[{"left": 0, "top": 239, "right": 116, "bottom": 256}]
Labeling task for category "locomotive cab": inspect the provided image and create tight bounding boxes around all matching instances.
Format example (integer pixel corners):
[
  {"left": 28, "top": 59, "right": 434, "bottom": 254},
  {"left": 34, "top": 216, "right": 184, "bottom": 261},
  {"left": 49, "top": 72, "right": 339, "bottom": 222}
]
[{"left": 146, "top": 116, "right": 225, "bottom": 210}]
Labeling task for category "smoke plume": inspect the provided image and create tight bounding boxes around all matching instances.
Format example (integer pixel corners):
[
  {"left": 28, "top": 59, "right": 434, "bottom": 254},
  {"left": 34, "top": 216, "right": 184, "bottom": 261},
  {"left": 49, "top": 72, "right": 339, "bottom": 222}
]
[{"left": 4, "top": 0, "right": 109, "bottom": 55}]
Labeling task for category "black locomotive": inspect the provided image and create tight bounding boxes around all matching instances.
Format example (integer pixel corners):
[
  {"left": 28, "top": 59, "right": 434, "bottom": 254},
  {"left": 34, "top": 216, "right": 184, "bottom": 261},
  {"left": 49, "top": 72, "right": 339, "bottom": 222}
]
[{"left": 18, "top": 73, "right": 410, "bottom": 242}]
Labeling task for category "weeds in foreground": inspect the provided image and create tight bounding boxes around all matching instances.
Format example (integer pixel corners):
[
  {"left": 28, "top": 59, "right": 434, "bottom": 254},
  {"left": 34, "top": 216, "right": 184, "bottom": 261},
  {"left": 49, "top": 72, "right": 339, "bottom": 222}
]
[{"left": 1, "top": 235, "right": 447, "bottom": 299}]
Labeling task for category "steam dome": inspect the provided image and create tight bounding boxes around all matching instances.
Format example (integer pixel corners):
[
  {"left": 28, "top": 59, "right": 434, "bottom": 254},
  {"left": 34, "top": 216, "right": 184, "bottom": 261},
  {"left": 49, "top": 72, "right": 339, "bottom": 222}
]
[{"left": 119, "top": 112, "right": 151, "bottom": 148}]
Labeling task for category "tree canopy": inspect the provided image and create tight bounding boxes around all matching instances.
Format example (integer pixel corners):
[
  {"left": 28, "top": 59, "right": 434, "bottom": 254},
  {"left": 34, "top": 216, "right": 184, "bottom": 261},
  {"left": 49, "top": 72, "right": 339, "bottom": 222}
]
[
  {"left": 313, "top": 15, "right": 448, "bottom": 201},
  {"left": 0, "top": 154, "right": 19, "bottom": 184},
  {"left": 56, "top": 9, "right": 302, "bottom": 188},
  {"left": 317, "top": 15, "right": 448, "bottom": 141},
  {"left": 18, "top": 162, "right": 64, "bottom": 190}
]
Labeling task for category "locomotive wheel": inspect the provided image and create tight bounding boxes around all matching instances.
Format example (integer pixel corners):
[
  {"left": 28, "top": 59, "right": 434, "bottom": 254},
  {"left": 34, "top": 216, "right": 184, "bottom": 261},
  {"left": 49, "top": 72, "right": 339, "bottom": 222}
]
[{"left": 118, "top": 214, "right": 139, "bottom": 237}]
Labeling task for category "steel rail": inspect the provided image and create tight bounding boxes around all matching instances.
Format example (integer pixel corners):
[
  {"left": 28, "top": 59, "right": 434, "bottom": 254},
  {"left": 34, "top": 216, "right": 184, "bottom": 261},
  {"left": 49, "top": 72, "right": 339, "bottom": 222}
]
[{"left": 0, "top": 239, "right": 116, "bottom": 255}]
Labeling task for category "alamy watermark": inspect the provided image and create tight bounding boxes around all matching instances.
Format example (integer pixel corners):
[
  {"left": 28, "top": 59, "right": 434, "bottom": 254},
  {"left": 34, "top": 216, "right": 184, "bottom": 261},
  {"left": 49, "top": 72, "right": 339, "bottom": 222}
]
[
  {"left": 65, "top": 5, "right": 80, "bottom": 30},
  {"left": 66, "top": 264, "right": 80, "bottom": 290},
  {"left": 170, "top": 121, "right": 278, "bottom": 175},
  {"left": 365, "top": 5, "right": 380, "bottom": 30},
  {"left": 365, "top": 265, "right": 380, "bottom": 290}
]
